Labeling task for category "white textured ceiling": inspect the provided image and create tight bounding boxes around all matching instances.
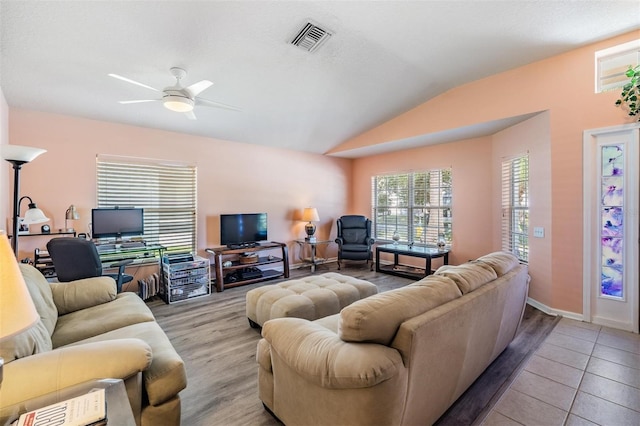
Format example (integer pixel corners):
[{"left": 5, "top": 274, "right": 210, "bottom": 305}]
[{"left": 1, "top": 1, "right": 638, "bottom": 157}]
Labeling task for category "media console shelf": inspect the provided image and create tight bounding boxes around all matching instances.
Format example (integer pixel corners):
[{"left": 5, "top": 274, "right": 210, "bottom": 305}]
[{"left": 207, "top": 241, "right": 289, "bottom": 292}]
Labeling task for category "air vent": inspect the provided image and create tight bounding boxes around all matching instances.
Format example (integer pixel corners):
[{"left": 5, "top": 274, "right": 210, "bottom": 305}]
[{"left": 290, "top": 22, "right": 332, "bottom": 52}]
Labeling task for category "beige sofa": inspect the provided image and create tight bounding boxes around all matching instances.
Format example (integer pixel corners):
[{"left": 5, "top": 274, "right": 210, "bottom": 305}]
[
  {"left": 257, "top": 251, "right": 529, "bottom": 425},
  {"left": 0, "top": 264, "right": 186, "bottom": 426}
]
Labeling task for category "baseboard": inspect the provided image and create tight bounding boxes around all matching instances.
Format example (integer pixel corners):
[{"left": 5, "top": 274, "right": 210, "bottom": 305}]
[
  {"left": 526, "top": 297, "right": 583, "bottom": 321},
  {"left": 591, "top": 316, "right": 636, "bottom": 332}
]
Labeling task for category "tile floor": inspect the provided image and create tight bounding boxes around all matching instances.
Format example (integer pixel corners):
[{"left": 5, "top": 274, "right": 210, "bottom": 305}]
[{"left": 481, "top": 318, "right": 640, "bottom": 426}]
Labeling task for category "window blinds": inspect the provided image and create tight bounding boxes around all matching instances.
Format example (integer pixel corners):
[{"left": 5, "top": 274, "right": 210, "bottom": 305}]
[
  {"left": 371, "top": 169, "right": 452, "bottom": 245},
  {"left": 501, "top": 155, "right": 529, "bottom": 262},
  {"left": 96, "top": 155, "right": 197, "bottom": 253}
]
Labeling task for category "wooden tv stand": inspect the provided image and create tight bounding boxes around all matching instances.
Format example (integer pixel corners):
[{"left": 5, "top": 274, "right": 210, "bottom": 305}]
[{"left": 207, "top": 241, "right": 289, "bottom": 292}]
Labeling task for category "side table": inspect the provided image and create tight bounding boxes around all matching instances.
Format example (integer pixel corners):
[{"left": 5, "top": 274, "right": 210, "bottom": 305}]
[
  {"left": 294, "top": 239, "right": 332, "bottom": 273},
  {"left": 1, "top": 378, "right": 137, "bottom": 426}
]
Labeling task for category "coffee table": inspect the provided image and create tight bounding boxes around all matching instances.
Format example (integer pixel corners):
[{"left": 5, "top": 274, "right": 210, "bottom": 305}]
[{"left": 376, "top": 244, "right": 449, "bottom": 280}]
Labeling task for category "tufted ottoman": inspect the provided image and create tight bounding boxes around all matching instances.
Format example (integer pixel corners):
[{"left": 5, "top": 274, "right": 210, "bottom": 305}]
[{"left": 246, "top": 272, "right": 378, "bottom": 328}]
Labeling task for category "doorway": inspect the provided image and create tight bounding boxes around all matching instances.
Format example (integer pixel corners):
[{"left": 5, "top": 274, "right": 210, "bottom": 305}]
[{"left": 583, "top": 124, "right": 639, "bottom": 333}]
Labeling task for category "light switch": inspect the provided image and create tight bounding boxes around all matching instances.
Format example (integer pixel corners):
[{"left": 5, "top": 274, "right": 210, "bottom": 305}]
[{"left": 533, "top": 227, "right": 544, "bottom": 238}]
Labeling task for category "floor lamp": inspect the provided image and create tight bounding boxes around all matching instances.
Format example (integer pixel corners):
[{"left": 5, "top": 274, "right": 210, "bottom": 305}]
[{"left": 0, "top": 145, "right": 47, "bottom": 255}]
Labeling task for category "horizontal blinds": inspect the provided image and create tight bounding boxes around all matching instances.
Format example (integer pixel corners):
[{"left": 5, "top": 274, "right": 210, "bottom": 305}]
[
  {"left": 372, "top": 168, "right": 452, "bottom": 245},
  {"left": 96, "top": 156, "right": 197, "bottom": 253},
  {"left": 597, "top": 42, "right": 640, "bottom": 93},
  {"left": 372, "top": 173, "right": 410, "bottom": 241},
  {"left": 501, "top": 155, "right": 529, "bottom": 262}
]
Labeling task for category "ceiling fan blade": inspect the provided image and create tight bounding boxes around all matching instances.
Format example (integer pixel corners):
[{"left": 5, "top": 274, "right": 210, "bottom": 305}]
[
  {"left": 118, "top": 99, "right": 160, "bottom": 104},
  {"left": 108, "top": 73, "right": 160, "bottom": 93},
  {"left": 186, "top": 80, "right": 213, "bottom": 97},
  {"left": 185, "top": 110, "right": 197, "bottom": 120},
  {"left": 196, "top": 97, "right": 242, "bottom": 112}
]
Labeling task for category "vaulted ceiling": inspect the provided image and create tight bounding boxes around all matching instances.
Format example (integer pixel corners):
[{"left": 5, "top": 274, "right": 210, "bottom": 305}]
[{"left": 1, "top": 1, "right": 638, "bottom": 156}]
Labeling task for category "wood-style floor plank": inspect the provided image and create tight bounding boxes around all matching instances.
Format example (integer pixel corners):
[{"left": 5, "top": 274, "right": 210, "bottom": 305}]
[{"left": 147, "top": 262, "right": 557, "bottom": 426}]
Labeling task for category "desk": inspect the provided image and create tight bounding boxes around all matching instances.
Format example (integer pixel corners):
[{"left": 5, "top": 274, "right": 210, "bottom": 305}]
[
  {"left": 0, "top": 379, "right": 136, "bottom": 426},
  {"left": 295, "top": 239, "right": 332, "bottom": 273},
  {"left": 376, "top": 244, "right": 449, "bottom": 280},
  {"left": 97, "top": 243, "right": 166, "bottom": 268}
]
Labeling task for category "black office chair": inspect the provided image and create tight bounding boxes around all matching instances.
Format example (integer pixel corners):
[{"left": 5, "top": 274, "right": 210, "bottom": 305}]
[
  {"left": 46, "top": 238, "right": 133, "bottom": 293},
  {"left": 335, "top": 215, "right": 375, "bottom": 270}
]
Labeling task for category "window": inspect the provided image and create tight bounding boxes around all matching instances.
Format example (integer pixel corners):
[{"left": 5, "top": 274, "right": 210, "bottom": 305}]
[
  {"left": 501, "top": 154, "right": 529, "bottom": 262},
  {"left": 595, "top": 39, "right": 640, "bottom": 93},
  {"left": 96, "top": 155, "right": 197, "bottom": 253},
  {"left": 372, "top": 169, "right": 452, "bottom": 246}
]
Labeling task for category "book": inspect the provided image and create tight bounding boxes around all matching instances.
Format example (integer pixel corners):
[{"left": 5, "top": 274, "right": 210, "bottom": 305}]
[{"left": 16, "top": 388, "right": 106, "bottom": 426}]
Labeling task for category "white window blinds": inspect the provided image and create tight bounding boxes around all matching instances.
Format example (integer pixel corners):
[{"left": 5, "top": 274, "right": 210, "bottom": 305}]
[
  {"left": 501, "top": 154, "right": 529, "bottom": 262},
  {"left": 596, "top": 39, "right": 640, "bottom": 93},
  {"left": 96, "top": 155, "right": 197, "bottom": 253},
  {"left": 372, "top": 169, "right": 452, "bottom": 245}
]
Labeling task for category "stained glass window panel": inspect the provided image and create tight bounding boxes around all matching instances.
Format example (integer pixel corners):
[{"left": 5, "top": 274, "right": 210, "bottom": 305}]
[{"left": 600, "top": 144, "right": 624, "bottom": 298}]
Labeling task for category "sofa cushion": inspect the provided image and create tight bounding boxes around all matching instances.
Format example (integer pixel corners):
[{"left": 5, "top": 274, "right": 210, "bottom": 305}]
[
  {"left": 19, "top": 264, "right": 58, "bottom": 335},
  {"left": 339, "top": 275, "right": 461, "bottom": 345},
  {"left": 476, "top": 251, "right": 520, "bottom": 276},
  {"left": 434, "top": 262, "right": 497, "bottom": 294},
  {"left": 52, "top": 292, "right": 155, "bottom": 348},
  {"left": 50, "top": 277, "right": 117, "bottom": 315}
]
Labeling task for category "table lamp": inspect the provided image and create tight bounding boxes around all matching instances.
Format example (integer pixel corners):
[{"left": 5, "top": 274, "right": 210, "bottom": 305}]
[
  {"left": 302, "top": 207, "right": 320, "bottom": 242},
  {"left": 0, "top": 231, "right": 39, "bottom": 385}
]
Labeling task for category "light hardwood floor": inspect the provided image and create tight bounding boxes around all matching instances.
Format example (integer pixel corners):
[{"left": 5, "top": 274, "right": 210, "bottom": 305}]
[{"left": 147, "top": 262, "right": 557, "bottom": 426}]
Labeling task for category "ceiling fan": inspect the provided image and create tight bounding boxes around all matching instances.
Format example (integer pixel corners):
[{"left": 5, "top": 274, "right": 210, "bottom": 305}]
[{"left": 108, "top": 67, "right": 241, "bottom": 120}]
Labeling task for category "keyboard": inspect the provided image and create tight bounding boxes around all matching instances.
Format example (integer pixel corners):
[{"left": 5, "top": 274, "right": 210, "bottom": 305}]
[
  {"left": 121, "top": 241, "right": 146, "bottom": 249},
  {"left": 96, "top": 244, "right": 116, "bottom": 252}
]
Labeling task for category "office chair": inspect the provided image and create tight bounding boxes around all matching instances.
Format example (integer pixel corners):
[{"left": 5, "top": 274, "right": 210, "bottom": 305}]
[
  {"left": 46, "top": 238, "right": 133, "bottom": 293},
  {"left": 335, "top": 215, "right": 375, "bottom": 270}
]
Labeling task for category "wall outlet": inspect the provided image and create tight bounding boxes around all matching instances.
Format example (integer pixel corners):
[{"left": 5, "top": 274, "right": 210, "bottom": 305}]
[{"left": 533, "top": 227, "right": 545, "bottom": 238}]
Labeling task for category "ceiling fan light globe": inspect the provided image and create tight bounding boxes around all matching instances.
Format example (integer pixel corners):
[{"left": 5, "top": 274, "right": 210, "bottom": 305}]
[{"left": 163, "top": 95, "right": 194, "bottom": 113}]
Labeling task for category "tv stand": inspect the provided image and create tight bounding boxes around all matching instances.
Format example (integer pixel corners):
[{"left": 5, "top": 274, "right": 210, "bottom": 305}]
[
  {"left": 226, "top": 242, "right": 257, "bottom": 249},
  {"left": 206, "top": 241, "right": 289, "bottom": 292}
]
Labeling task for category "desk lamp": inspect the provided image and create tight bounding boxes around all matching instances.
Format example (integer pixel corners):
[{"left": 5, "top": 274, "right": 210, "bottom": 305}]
[
  {"left": 302, "top": 207, "right": 320, "bottom": 242},
  {"left": 65, "top": 204, "right": 80, "bottom": 232},
  {"left": 1, "top": 144, "right": 47, "bottom": 255},
  {"left": 0, "top": 231, "right": 39, "bottom": 386}
]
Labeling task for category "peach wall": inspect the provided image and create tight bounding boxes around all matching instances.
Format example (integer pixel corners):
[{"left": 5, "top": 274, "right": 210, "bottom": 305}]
[
  {"left": 343, "top": 30, "right": 640, "bottom": 315},
  {"left": 6, "top": 109, "right": 351, "bottom": 272},
  {"left": 353, "top": 136, "right": 494, "bottom": 266},
  {"left": 0, "top": 89, "right": 8, "bottom": 228},
  {"left": 492, "top": 112, "right": 552, "bottom": 304}
]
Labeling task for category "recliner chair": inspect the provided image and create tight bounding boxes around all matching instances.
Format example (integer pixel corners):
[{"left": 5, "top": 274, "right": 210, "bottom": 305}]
[
  {"left": 46, "top": 238, "right": 133, "bottom": 293},
  {"left": 335, "top": 215, "right": 375, "bottom": 270}
]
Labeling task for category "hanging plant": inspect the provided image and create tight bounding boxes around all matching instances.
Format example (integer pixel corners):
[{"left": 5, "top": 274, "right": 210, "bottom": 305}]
[{"left": 615, "top": 65, "right": 640, "bottom": 120}]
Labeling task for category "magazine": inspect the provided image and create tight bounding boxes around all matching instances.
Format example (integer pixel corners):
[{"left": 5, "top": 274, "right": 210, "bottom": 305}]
[{"left": 16, "top": 388, "right": 106, "bottom": 426}]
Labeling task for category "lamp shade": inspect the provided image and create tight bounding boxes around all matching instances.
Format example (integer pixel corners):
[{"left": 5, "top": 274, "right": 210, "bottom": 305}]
[
  {"left": 0, "top": 231, "right": 38, "bottom": 340},
  {"left": 22, "top": 205, "right": 49, "bottom": 225},
  {"left": 0, "top": 145, "right": 47, "bottom": 163},
  {"left": 302, "top": 208, "right": 320, "bottom": 222},
  {"left": 65, "top": 205, "right": 80, "bottom": 220}
]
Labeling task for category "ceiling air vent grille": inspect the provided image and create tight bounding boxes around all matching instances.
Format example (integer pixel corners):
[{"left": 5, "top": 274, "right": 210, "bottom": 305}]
[{"left": 290, "top": 22, "right": 332, "bottom": 52}]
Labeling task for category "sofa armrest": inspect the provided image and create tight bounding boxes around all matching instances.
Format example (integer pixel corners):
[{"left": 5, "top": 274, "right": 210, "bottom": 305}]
[
  {"left": 262, "top": 318, "right": 404, "bottom": 389},
  {"left": 50, "top": 277, "right": 117, "bottom": 315},
  {"left": 0, "top": 338, "right": 152, "bottom": 408}
]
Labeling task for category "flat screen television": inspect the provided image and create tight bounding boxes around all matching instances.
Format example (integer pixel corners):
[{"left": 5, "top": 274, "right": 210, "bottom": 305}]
[
  {"left": 220, "top": 213, "right": 268, "bottom": 248},
  {"left": 91, "top": 207, "right": 144, "bottom": 242}
]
